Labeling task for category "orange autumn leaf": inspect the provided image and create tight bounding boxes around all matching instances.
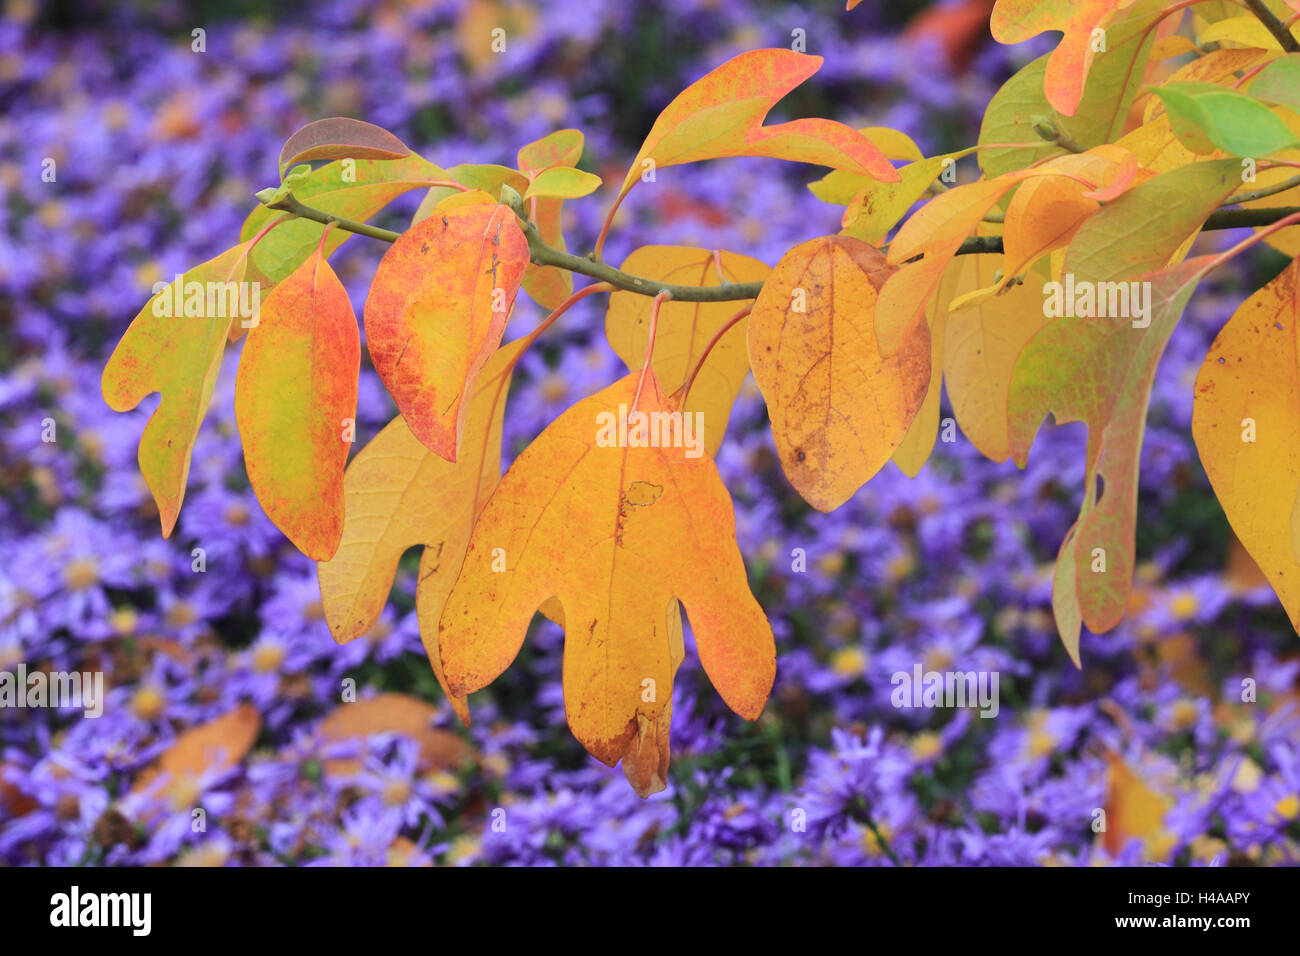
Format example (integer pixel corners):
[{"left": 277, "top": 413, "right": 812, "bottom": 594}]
[
  {"left": 990, "top": 0, "right": 1138, "bottom": 117},
  {"left": 235, "top": 249, "right": 359, "bottom": 561},
  {"left": 102, "top": 242, "right": 252, "bottom": 537},
  {"left": 1193, "top": 259, "right": 1300, "bottom": 634},
  {"left": 748, "top": 236, "right": 931, "bottom": 511},
  {"left": 364, "top": 203, "right": 529, "bottom": 461},
  {"left": 439, "top": 371, "right": 775, "bottom": 794},
  {"left": 133, "top": 704, "right": 261, "bottom": 803},
  {"left": 315, "top": 693, "right": 472, "bottom": 778},
  {"left": 1102, "top": 752, "right": 1174, "bottom": 859},
  {"left": 617, "top": 49, "right": 899, "bottom": 204}
]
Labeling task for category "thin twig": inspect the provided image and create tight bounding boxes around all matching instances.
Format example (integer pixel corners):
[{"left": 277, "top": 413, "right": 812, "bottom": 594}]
[
  {"left": 257, "top": 187, "right": 1300, "bottom": 303},
  {"left": 1244, "top": 0, "right": 1300, "bottom": 52}
]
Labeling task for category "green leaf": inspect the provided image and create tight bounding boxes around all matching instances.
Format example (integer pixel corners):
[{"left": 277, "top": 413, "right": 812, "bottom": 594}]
[
  {"left": 979, "top": 0, "right": 1166, "bottom": 178},
  {"left": 523, "top": 166, "right": 601, "bottom": 200},
  {"left": 1249, "top": 54, "right": 1300, "bottom": 113},
  {"left": 1008, "top": 255, "right": 1218, "bottom": 658},
  {"left": 1062, "top": 158, "right": 1240, "bottom": 284},
  {"left": 1150, "top": 82, "right": 1299, "bottom": 157},
  {"left": 242, "top": 153, "right": 448, "bottom": 286}
]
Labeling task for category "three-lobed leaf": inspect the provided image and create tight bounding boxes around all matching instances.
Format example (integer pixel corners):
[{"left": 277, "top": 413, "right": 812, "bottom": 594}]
[
  {"left": 102, "top": 243, "right": 252, "bottom": 537},
  {"left": 438, "top": 371, "right": 775, "bottom": 795}
]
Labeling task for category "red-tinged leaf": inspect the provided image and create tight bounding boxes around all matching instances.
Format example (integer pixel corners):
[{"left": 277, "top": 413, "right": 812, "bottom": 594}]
[
  {"left": 278, "top": 118, "right": 412, "bottom": 177},
  {"left": 1008, "top": 255, "right": 1217, "bottom": 660},
  {"left": 1082, "top": 150, "right": 1139, "bottom": 200},
  {"left": 364, "top": 204, "right": 529, "bottom": 461},
  {"left": 749, "top": 236, "right": 931, "bottom": 510},
  {"left": 235, "top": 249, "right": 359, "bottom": 561},
  {"left": 439, "top": 371, "right": 775, "bottom": 793},
  {"left": 979, "top": 0, "right": 1166, "bottom": 178},
  {"left": 617, "top": 49, "right": 899, "bottom": 203},
  {"left": 102, "top": 243, "right": 252, "bottom": 537},
  {"left": 517, "top": 131, "right": 585, "bottom": 309},
  {"left": 990, "top": 0, "right": 1135, "bottom": 116}
]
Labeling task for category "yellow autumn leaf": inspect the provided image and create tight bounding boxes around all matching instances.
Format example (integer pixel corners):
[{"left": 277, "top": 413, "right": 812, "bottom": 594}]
[
  {"left": 318, "top": 342, "right": 525, "bottom": 722},
  {"left": 102, "top": 242, "right": 252, "bottom": 537},
  {"left": 605, "top": 246, "right": 770, "bottom": 456},
  {"left": 748, "top": 235, "right": 931, "bottom": 510},
  {"left": 1192, "top": 259, "right": 1300, "bottom": 634},
  {"left": 439, "top": 371, "right": 775, "bottom": 795}
]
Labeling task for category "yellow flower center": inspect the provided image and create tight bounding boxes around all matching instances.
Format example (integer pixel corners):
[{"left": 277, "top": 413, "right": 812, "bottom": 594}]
[
  {"left": 1275, "top": 793, "right": 1300, "bottom": 821},
  {"left": 830, "top": 646, "right": 868, "bottom": 678},
  {"left": 224, "top": 503, "right": 250, "bottom": 526},
  {"left": 132, "top": 686, "right": 167, "bottom": 721},
  {"left": 1169, "top": 591, "right": 1199, "bottom": 620},
  {"left": 446, "top": 835, "right": 481, "bottom": 865},
  {"left": 540, "top": 375, "right": 568, "bottom": 404},
  {"left": 62, "top": 557, "right": 99, "bottom": 591},
  {"left": 1026, "top": 728, "right": 1058, "bottom": 759},
  {"left": 252, "top": 642, "right": 286, "bottom": 674},
  {"left": 1170, "top": 699, "right": 1199, "bottom": 730},
  {"left": 911, "top": 731, "right": 943, "bottom": 761},
  {"left": 165, "top": 601, "right": 197, "bottom": 629},
  {"left": 382, "top": 779, "right": 412, "bottom": 807}
]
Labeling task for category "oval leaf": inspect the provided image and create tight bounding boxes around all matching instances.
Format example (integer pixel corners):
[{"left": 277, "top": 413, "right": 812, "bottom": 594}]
[
  {"left": 278, "top": 117, "right": 412, "bottom": 177},
  {"left": 748, "top": 236, "right": 931, "bottom": 511},
  {"left": 364, "top": 203, "right": 529, "bottom": 461},
  {"left": 235, "top": 250, "right": 360, "bottom": 561}
]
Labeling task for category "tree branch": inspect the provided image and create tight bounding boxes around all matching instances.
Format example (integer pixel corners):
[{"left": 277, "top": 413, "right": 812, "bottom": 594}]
[
  {"left": 1244, "top": 0, "right": 1300, "bottom": 52},
  {"left": 259, "top": 190, "right": 1300, "bottom": 303}
]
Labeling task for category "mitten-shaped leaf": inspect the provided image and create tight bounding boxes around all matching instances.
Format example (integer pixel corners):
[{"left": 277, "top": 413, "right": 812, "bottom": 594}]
[
  {"left": 605, "top": 246, "right": 770, "bottom": 456},
  {"left": 320, "top": 342, "right": 522, "bottom": 666},
  {"left": 364, "top": 203, "right": 529, "bottom": 460},
  {"left": 748, "top": 236, "right": 931, "bottom": 511},
  {"left": 235, "top": 250, "right": 359, "bottom": 561},
  {"left": 1193, "top": 259, "right": 1300, "bottom": 635},
  {"left": 990, "top": 0, "right": 1135, "bottom": 116},
  {"left": 102, "top": 242, "right": 252, "bottom": 537},
  {"left": 617, "top": 48, "right": 899, "bottom": 204},
  {"left": 439, "top": 371, "right": 775, "bottom": 792},
  {"left": 1009, "top": 255, "right": 1216, "bottom": 661}
]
